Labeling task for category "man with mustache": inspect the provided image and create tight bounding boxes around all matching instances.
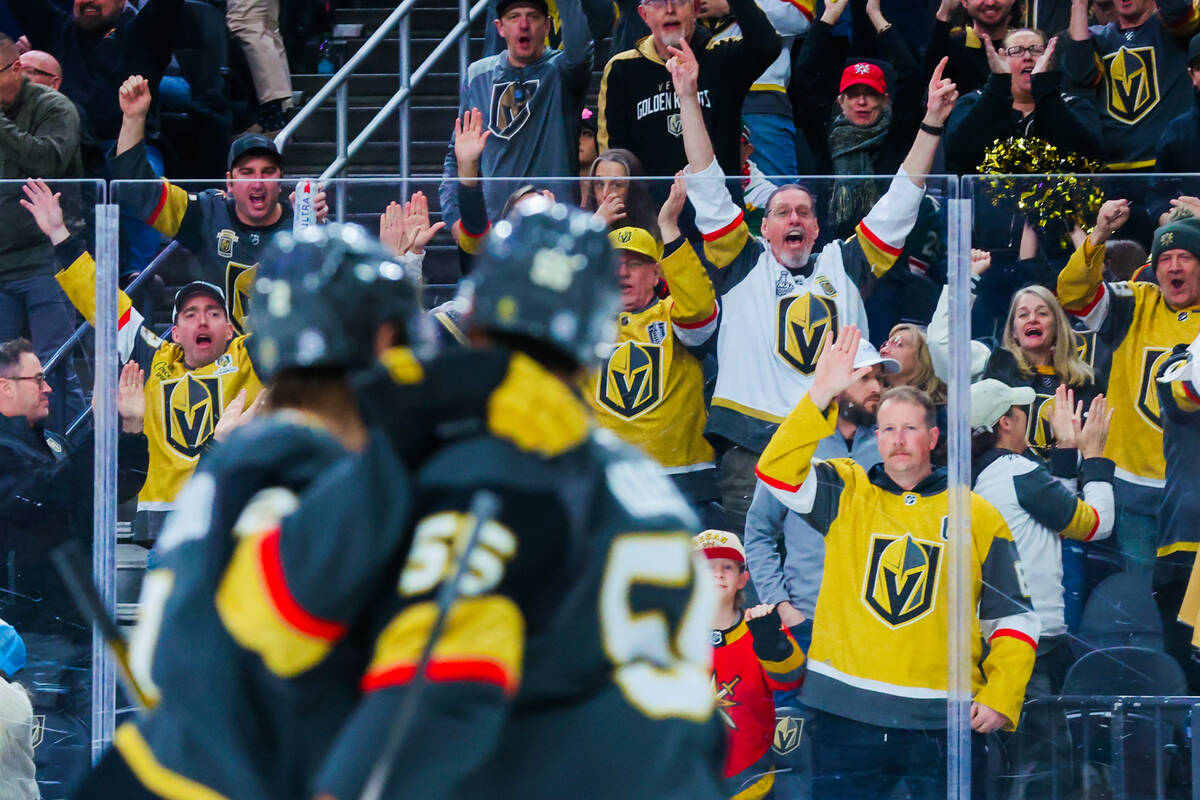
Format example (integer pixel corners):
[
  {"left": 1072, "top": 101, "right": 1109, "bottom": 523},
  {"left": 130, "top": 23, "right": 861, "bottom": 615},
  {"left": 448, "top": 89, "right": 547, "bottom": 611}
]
[
  {"left": 744, "top": 337, "right": 897, "bottom": 640},
  {"left": 756, "top": 325, "right": 1039, "bottom": 798}
]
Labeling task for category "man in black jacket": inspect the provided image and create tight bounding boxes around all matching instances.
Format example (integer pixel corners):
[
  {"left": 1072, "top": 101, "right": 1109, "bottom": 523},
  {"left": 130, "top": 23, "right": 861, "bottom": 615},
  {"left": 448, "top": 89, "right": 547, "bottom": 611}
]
[
  {"left": 0, "top": 337, "right": 148, "bottom": 797},
  {"left": 1148, "top": 33, "right": 1200, "bottom": 225},
  {"left": 598, "top": 0, "right": 779, "bottom": 194}
]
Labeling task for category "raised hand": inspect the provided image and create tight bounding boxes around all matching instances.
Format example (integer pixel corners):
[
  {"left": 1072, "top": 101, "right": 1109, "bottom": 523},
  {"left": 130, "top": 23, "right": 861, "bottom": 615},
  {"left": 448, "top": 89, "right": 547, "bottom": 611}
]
[
  {"left": 924, "top": 57, "right": 959, "bottom": 126},
  {"left": 665, "top": 37, "right": 699, "bottom": 98},
  {"left": 403, "top": 190, "right": 445, "bottom": 253},
  {"left": 19, "top": 178, "right": 69, "bottom": 244},
  {"left": 1032, "top": 36, "right": 1058, "bottom": 74},
  {"left": 1048, "top": 384, "right": 1079, "bottom": 449},
  {"left": 970, "top": 248, "right": 993, "bottom": 276},
  {"left": 118, "top": 74, "right": 152, "bottom": 120},
  {"left": 454, "top": 108, "right": 491, "bottom": 168},
  {"left": 980, "top": 33, "right": 1010, "bottom": 74},
  {"left": 213, "top": 389, "right": 267, "bottom": 443},
  {"left": 1089, "top": 198, "right": 1131, "bottom": 246},
  {"left": 658, "top": 171, "right": 687, "bottom": 241},
  {"left": 809, "top": 325, "right": 872, "bottom": 411},
  {"left": 743, "top": 603, "right": 778, "bottom": 621},
  {"left": 379, "top": 201, "right": 407, "bottom": 256},
  {"left": 117, "top": 361, "right": 145, "bottom": 434},
  {"left": 822, "top": 0, "right": 850, "bottom": 24},
  {"left": 1075, "top": 393, "right": 1112, "bottom": 460}
]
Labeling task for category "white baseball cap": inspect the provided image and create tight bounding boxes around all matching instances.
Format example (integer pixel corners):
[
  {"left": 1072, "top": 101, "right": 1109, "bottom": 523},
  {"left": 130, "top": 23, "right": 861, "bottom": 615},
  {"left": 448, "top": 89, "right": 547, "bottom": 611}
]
[
  {"left": 692, "top": 529, "right": 745, "bottom": 565},
  {"left": 854, "top": 339, "right": 900, "bottom": 374},
  {"left": 970, "top": 378, "right": 1035, "bottom": 431}
]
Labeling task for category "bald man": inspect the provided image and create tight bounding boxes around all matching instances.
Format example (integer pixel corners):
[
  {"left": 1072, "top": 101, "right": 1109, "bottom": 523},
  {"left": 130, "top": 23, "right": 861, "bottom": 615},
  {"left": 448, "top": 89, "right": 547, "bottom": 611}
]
[{"left": 19, "top": 49, "right": 60, "bottom": 90}]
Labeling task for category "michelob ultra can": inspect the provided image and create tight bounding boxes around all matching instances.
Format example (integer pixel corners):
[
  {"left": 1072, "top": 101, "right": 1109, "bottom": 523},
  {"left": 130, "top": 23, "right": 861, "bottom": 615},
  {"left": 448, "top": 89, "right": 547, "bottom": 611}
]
[{"left": 293, "top": 180, "right": 316, "bottom": 232}]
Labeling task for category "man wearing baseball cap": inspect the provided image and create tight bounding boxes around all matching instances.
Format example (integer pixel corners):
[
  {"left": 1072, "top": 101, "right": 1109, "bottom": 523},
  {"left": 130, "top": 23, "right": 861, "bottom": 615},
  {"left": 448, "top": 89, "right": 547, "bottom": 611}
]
[
  {"left": 24, "top": 177, "right": 262, "bottom": 543},
  {"left": 585, "top": 175, "right": 723, "bottom": 523},
  {"left": 745, "top": 337, "right": 897, "bottom": 633},
  {"left": 108, "top": 74, "right": 326, "bottom": 334}
]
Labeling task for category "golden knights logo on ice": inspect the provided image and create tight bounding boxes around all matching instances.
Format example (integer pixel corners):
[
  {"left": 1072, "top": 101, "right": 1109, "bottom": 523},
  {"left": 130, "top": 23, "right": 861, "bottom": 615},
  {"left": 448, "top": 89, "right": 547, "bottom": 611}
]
[
  {"left": 776, "top": 293, "right": 838, "bottom": 374},
  {"left": 489, "top": 78, "right": 540, "bottom": 139},
  {"left": 597, "top": 342, "right": 663, "bottom": 418},
  {"left": 863, "top": 533, "right": 942, "bottom": 627},
  {"left": 1103, "top": 46, "right": 1159, "bottom": 125},
  {"left": 162, "top": 374, "right": 222, "bottom": 459}
]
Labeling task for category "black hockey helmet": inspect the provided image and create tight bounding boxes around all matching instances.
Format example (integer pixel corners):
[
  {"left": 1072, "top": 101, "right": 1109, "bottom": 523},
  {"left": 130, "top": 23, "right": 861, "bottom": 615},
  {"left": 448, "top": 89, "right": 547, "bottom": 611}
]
[
  {"left": 461, "top": 197, "right": 618, "bottom": 366},
  {"left": 247, "top": 223, "right": 427, "bottom": 380}
]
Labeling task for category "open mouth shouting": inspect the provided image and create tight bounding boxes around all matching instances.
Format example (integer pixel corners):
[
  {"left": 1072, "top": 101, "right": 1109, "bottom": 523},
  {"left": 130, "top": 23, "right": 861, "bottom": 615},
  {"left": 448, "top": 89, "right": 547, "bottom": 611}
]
[{"left": 1021, "top": 324, "right": 1045, "bottom": 345}]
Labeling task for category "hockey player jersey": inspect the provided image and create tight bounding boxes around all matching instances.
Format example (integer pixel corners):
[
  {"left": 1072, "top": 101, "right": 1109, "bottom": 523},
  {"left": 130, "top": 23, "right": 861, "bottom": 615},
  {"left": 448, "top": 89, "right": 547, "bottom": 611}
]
[
  {"left": 1057, "top": 237, "right": 1200, "bottom": 505},
  {"left": 685, "top": 156, "right": 922, "bottom": 452},
  {"left": 587, "top": 237, "right": 718, "bottom": 484},
  {"left": 973, "top": 448, "right": 1115, "bottom": 637},
  {"left": 1058, "top": 0, "right": 1200, "bottom": 170},
  {"left": 712, "top": 612, "right": 805, "bottom": 799},
  {"left": 109, "top": 141, "right": 295, "bottom": 334},
  {"left": 315, "top": 355, "right": 724, "bottom": 800},
  {"left": 53, "top": 235, "right": 262, "bottom": 537},
  {"left": 755, "top": 395, "right": 1040, "bottom": 729}
]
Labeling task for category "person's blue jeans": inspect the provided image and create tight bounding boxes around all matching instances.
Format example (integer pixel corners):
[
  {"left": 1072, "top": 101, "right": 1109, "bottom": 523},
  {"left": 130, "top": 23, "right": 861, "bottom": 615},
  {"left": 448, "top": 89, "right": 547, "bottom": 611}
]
[
  {"left": 0, "top": 273, "right": 85, "bottom": 432},
  {"left": 744, "top": 111, "right": 799, "bottom": 180}
]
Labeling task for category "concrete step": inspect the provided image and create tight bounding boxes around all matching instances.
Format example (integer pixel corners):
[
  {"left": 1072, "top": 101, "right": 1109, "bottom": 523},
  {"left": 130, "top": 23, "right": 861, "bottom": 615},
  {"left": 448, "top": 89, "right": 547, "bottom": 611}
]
[
  {"left": 285, "top": 103, "right": 460, "bottom": 144},
  {"left": 292, "top": 71, "right": 465, "bottom": 101}
]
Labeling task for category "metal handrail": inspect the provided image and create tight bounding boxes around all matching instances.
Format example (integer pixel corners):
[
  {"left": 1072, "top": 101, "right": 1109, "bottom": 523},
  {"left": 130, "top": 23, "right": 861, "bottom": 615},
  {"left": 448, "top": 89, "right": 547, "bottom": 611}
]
[{"left": 275, "top": 0, "right": 488, "bottom": 183}]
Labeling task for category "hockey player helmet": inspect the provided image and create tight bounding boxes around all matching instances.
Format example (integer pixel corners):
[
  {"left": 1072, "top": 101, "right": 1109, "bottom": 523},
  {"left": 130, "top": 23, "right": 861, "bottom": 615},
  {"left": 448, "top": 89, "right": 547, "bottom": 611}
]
[
  {"left": 248, "top": 223, "right": 427, "bottom": 379},
  {"left": 461, "top": 196, "right": 619, "bottom": 366}
]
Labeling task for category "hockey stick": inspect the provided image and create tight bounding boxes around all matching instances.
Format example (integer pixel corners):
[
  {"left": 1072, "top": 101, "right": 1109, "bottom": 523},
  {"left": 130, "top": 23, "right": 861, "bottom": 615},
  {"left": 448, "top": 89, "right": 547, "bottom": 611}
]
[
  {"left": 51, "top": 540, "right": 157, "bottom": 710},
  {"left": 358, "top": 488, "right": 502, "bottom": 800}
]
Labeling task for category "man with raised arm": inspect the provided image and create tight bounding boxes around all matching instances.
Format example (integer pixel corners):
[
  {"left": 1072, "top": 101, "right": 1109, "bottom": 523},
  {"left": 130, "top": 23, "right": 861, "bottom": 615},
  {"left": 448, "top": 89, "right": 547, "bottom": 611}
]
[
  {"left": 755, "top": 325, "right": 1039, "bottom": 798},
  {"left": 666, "top": 38, "right": 957, "bottom": 541}
]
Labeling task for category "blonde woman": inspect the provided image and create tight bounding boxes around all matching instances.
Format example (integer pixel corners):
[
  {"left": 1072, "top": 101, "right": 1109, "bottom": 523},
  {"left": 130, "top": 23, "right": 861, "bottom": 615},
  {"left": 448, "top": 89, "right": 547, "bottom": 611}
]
[
  {"left": 985, "top": 283, "right": 1099, "bottom": 453},
  {"left": 880, "top": 323, "right": 947, "bottom": 403}
]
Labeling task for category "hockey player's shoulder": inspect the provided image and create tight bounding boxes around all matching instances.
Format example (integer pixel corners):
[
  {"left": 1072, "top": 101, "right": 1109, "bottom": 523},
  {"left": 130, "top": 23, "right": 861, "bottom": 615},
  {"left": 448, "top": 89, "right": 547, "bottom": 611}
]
[
  {"left": 212, "top": 413, "right": 347, "bottom": 478},
  {"left": 590, "top": 429, "right": 700, "bottom": 529}
]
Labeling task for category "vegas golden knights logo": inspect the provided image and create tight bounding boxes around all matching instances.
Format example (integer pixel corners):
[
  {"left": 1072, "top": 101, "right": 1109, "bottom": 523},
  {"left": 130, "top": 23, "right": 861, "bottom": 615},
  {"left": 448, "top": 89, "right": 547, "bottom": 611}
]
[
  {"left": 597, "top": 342, "right": 663, "bottom": 419},
  {"left": 776, "top": 293, "right": 838, "bottom": 374},
  {"left": 1074, "top": 329, "right": 1097, "bottom": 369},
  {"left": 162, "top": 374, "right": 222, "bottom": 459},
  {"left": 226, "top": 260, "right": 256, "bottom": 334},
  {"left": 1136, "top": 347, "right": 1172, "bottom": 431},
  {"left": 1103, "top": 46, "right": 1159, "bottom": 125},
  {"left": 863, "top": 533, "right": 942, "bottom": 627},
  {"left": 773, "top": 713, "right": 803, "bottom": 755},
  {"left": 489, "top": 79, "right": 540, "bottom": 140},
  {"left": 1028, "top": 393, "right": 1055, "bottom": 452}
]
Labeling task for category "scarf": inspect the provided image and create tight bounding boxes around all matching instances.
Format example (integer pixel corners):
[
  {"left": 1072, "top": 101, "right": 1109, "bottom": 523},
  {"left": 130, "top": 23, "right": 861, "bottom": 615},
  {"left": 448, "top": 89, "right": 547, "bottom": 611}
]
[{"left": 827, "top": 105, "right": 893, "bottom": 228}]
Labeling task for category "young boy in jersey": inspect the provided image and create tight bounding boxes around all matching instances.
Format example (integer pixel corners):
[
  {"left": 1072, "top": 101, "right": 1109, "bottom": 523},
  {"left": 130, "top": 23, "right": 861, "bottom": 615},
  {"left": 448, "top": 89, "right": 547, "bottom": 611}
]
[{"left": 695, "top": 529, "right": 806, "bottom": 800}]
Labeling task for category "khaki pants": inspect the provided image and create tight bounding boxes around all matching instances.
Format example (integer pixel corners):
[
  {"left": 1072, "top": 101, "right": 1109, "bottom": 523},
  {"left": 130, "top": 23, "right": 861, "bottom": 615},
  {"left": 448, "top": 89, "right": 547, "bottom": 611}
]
[
  {"left": 0, "top": 678, "right": 39, "bottom": 800},
  {"left": 226, "top": 0, "right": 293, "bottom": 105}
]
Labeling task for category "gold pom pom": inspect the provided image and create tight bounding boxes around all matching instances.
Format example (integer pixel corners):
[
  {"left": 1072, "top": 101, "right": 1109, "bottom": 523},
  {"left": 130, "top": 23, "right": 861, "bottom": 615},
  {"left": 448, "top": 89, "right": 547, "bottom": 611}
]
[{"left": 978, "top": 137, "right": 1104, "bottom": 246}]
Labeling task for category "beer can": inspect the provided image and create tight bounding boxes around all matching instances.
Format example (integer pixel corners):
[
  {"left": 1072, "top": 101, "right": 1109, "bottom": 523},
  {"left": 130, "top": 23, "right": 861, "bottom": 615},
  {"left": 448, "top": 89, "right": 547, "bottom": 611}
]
[{"left": 293, "top": 179, "right": 316, "bottom": 232}]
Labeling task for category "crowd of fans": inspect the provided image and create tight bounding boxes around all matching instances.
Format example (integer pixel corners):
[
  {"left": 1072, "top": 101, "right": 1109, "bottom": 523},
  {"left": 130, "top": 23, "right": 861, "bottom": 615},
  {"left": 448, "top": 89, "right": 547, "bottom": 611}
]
[{"left": 2, "top": 0, "right": 1200, "bottom": 794}]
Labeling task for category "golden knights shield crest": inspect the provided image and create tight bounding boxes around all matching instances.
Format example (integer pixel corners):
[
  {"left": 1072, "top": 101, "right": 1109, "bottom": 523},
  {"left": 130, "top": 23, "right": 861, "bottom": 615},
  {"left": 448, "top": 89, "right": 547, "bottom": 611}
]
[
  {"left": 863, "top": 533, "right": 942, "bottom": 628},
  {"left": 776, "top": 293, "right": 838, "bottom": 375},
  {"left": 489, "top": 79, "right": 541, "bottom": 140},
  {"left": 162, "top": 374, "right": 222, "bottom": 459},
  {"left": 1103, "top": 46, "right": 1159, "bottom": 125},
  {"left": 597, "top": 341, "right": 663, "bottom": 419}
]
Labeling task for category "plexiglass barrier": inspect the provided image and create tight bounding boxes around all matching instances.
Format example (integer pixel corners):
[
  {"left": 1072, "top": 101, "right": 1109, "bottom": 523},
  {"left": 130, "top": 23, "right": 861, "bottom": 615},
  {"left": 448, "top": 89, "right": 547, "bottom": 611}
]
[
  {"left": 0, "top": 179, "right": 114, "bottom": 800},
  {"left": 964, "top": 172, "right": 1200, "bottom": 800},
  {"left": 67, "top": 171, "right": 1195, "bottom": 798}
]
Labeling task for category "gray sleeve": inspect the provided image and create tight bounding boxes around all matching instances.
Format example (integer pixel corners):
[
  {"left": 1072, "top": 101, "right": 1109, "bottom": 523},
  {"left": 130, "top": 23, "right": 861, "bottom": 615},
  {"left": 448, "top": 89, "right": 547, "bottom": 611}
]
[
  {"left": 0, "top": 92, "right": 79, "bottom": 176},
  {"left": 744, "top": 481, "right": 794, "bottom": 606}
]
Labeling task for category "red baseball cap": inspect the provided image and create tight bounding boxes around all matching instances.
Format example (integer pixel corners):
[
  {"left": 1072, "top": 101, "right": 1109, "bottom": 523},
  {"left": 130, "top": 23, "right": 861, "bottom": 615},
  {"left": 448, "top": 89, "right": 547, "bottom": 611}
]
[{"left": 839, "top": 62, "right": 887, "bottom": 95}]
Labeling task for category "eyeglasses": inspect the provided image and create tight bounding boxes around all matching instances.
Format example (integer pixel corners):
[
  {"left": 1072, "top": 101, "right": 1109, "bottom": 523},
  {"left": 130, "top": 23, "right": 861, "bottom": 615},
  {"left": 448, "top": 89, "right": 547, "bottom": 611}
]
[
  {"left": 21, "top": 66, "right": 56, "bottom": 80},
  {"left": 0, "top": 60, "right": 20, "bottom": 75},
  {"left": 1005, "top": 45, "right": 1046, "bottom": 56},
  {"left": 767, "top": 204, "right": 814, "bottom": 219},
  {"left": 641, "top": 0, "right": 683, "bottom": 9},
  {"left": 2, "top": 373, "right": 47, "bottom": 387}
]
